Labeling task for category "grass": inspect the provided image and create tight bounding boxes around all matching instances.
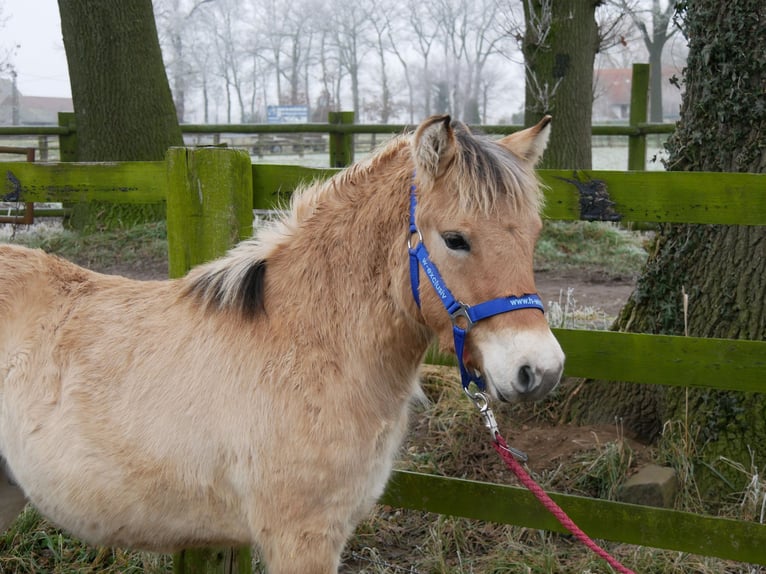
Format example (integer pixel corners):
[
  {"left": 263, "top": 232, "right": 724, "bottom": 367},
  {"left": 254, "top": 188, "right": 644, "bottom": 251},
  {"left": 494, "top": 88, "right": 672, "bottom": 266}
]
[
  {"left": 545, "top": 287, "right": 614, "bottom": 330},
  {"left": 1, "top": 220, "right": 168, "bottom": 270},
  {"left": 535, "top": 220, "right": 650, "bottom": 277},
  {"left": 0, "top": 508, "right": 171, "bottom": 574}
]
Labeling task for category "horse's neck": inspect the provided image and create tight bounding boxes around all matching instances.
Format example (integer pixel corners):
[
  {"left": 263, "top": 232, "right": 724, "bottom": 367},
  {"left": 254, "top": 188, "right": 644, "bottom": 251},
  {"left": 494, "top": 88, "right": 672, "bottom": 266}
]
[{"left": 269, "top": 154, "right": 430, "bottom": 379}]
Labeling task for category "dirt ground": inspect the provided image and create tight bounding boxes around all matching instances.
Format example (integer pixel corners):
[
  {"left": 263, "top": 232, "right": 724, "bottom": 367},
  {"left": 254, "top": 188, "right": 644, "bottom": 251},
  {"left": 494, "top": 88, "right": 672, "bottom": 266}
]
[{"left": 535, "top": 268, "right": 636, "bottom": 318}]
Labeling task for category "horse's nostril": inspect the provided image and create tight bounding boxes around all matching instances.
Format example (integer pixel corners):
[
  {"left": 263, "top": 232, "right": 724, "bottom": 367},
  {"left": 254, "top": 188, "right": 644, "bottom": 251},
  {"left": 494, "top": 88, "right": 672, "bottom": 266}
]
[{"left": 518, "top": 365, "right": 536, "bottom": 393}]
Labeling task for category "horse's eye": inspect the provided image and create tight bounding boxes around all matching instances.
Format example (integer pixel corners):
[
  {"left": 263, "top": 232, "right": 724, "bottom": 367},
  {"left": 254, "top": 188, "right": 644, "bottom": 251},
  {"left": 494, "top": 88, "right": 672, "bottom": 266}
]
[{"left": 442, "top": 232, "right": 470, "bottom": 252}]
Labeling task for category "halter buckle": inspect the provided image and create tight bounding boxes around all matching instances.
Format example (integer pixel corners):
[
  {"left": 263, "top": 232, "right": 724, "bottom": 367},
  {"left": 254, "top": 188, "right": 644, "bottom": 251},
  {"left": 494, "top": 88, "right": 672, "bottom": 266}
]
[{"left": 449, "top": 303, "right": 474, "bottom": 332}]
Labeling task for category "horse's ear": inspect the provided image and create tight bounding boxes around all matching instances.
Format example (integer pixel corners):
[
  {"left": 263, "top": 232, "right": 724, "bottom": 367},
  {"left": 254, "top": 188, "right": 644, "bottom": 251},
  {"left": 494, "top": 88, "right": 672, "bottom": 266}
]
[
  {"left": 498, "top": 115, "right": 552, "bottom": 165},
  {"left": 413, "top": 115, "right": 456, "bottom": 179}
]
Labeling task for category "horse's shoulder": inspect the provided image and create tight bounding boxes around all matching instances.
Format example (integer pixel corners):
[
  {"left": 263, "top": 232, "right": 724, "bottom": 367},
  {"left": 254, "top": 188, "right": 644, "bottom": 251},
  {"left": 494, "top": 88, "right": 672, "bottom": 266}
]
[{"left": 0, "top": 244, "right": 101, "bottom": 300}]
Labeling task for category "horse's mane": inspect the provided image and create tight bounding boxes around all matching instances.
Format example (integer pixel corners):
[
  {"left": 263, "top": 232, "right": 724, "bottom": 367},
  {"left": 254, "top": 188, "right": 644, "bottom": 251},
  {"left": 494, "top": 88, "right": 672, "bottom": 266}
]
[
  {"left": 180, "top": 135, "right": 411, "bottom": 317},
  {"left": 448, "top": 122, "right": 543, "bottom": 217},
  {"left": 181, "top": 123, "right": 542, "bottom": 317}
]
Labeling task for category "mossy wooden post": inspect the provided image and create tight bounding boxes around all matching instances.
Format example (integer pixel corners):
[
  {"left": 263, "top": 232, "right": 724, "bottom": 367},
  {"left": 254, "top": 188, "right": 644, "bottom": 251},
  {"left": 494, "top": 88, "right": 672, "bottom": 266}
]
[
  {"left": 328, "top": 111, "right": 354, "bottom": 168},
  {"left": 57, "top": 112, "right": 78, "bottom": 162},
  {"left": 166, "top": 147, "right": 253, "bottom": 279},
  {"left": 165, "top": 147, "right": 254, "bottom": 573},
  {"left": 628, "top": 63, "right": 650, "bottom": 171}
]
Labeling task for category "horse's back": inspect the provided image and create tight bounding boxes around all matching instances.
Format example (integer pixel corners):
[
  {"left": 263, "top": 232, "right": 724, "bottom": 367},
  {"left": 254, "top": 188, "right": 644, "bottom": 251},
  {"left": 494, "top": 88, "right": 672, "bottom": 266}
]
[
  {"left": 0, "top": 244, "right": 87, "bottom": 355},
  {"left": 0, "top": 243, "right": 90, "bottom": 309}
]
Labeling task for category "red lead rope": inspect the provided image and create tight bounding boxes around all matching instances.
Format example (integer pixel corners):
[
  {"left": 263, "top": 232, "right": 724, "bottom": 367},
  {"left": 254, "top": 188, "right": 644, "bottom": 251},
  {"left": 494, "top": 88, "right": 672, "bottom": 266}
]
[{"left": 493, "top": 432, "right": 637, "bottom": 574}]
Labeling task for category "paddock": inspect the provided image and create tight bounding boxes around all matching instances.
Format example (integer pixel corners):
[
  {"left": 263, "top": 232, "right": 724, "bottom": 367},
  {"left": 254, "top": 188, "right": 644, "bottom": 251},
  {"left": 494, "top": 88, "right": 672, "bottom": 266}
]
[{"left": 0, "top": 137, "right": 765, "bottom": 571}]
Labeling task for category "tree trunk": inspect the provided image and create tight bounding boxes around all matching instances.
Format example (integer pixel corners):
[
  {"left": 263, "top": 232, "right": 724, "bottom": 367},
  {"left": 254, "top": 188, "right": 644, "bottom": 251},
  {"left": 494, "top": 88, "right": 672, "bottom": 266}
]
[
  {"left": 647, "top": 0, "right": 675, "bottom": 123},
  {"left": 571, "top": 0, "right": 766, "bottom": 502},
  {"left": 522, "top": 0, "right": 599, "bottom": 169},
  {"left": 648, "top": 38, "right": 664, "bottom": 123},
  {"left": 58, "top": 0, "right": 182, "bottom": 162}
]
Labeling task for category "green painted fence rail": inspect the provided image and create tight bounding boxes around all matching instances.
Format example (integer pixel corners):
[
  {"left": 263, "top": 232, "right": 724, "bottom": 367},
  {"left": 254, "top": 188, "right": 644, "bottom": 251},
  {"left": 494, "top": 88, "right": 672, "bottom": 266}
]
[
  {"left": 381, "top": 470, "right": 766, "bottom": 565},
  {"left": 7, "top": 162, "right": 765, "bottom": 226},
  {"left": 2, "top": 151, "right": 766, "bottom": 568},
  {"left": 427, "top": 330, "right": 765, "bottom": 394},
  {"left": 250, "top": 166, "right": 766, "bottom": 226},
  {"left": 2, "top": 160, "right": 166, "bottom": 204}
]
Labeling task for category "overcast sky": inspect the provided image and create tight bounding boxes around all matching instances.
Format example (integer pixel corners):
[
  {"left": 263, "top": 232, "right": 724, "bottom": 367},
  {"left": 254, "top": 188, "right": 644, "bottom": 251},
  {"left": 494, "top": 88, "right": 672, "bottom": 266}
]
[{"left": 2, "top": 0, "right": 71, "bottom": 98}]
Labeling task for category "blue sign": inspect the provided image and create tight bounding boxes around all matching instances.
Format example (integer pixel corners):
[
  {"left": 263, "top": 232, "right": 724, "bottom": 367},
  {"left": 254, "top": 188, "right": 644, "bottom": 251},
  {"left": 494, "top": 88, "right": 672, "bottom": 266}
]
[{"left": 266, "top": 105, "right": 309, "bottom": 124}]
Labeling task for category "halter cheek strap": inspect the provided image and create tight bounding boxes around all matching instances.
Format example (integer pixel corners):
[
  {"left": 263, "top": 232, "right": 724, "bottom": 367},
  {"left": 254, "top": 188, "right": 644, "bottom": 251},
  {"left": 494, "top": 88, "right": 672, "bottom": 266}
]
[{"left": 408, "top": 180, "right": 545, "bottom": 392}]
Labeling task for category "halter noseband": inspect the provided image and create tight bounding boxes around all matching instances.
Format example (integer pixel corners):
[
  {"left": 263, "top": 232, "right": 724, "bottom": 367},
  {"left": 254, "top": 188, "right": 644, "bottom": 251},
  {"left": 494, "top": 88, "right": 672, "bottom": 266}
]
[{"left": 407, "top": 177, "right": 545, "bottom": 394}]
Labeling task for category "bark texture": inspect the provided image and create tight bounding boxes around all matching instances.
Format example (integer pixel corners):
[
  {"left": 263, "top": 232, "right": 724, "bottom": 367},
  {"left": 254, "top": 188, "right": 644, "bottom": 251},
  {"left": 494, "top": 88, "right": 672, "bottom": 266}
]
[
  {"left": 571, "top": 0, "right": 766, "bottom": 502},
  {"left": 58, "top": 0, "right": 183, "bottom": 161},
  {"left": 523, "top": 0, "right": 599, "bottom": 169}
]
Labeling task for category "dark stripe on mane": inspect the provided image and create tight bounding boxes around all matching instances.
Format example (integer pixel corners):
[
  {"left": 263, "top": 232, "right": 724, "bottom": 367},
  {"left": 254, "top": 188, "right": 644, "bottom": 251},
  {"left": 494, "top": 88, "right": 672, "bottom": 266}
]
[
  {"left": 239, "top": 260, "right": 267, "bottom": 316},
  {"left": 185, "top": 259, "right": 267, "bottom": 318},
  {"left": 453, "top": 123, "right": 507, "bottom": 190}
]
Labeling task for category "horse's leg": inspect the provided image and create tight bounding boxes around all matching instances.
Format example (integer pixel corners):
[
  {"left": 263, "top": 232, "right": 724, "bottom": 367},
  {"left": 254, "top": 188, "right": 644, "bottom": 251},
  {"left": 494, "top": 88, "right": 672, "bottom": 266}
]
[
  {"left": 259, "top": 530, "right": 344, "bottom": 574},
  {"left": 0, "top": 465, "right": 27, "bottom": 531}
]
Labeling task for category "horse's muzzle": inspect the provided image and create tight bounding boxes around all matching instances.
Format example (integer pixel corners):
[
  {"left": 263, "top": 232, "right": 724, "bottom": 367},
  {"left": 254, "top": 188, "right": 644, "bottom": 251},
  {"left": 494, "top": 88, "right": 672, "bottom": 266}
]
[{"left": 478, "top": 327, "right": 565, "bottom": 403}]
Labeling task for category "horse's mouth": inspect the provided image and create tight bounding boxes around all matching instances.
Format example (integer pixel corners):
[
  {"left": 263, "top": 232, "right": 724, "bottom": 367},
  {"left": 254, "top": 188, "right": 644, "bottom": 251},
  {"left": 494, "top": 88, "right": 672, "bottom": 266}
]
[{"left": 494, "top": 388, "right": 511, "bottom": 403}]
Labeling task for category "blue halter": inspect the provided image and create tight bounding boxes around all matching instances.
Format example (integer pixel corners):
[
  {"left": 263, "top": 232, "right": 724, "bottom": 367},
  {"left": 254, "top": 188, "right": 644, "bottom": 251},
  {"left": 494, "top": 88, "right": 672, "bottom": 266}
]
[{"left": 407, "top": 178, "right": 545, "bottom": 393}]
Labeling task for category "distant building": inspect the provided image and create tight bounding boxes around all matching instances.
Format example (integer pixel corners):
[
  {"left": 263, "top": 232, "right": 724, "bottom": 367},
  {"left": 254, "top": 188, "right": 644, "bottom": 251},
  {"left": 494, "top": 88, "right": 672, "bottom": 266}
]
[
  {"left": 593, "top": 67, "right": 682, "bottom": 123},
  {"left": 0, "top": 78, "right": 15, "bottom": 124},
  {"left": 0, "top": 78, "right": 73, "bottom": 125}
]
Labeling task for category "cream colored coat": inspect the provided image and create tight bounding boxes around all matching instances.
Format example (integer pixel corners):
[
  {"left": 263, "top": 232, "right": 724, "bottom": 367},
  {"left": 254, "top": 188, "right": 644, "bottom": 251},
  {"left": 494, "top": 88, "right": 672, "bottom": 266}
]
[{"left": 0, "top": 116, "right": 563, "bottom": 573}]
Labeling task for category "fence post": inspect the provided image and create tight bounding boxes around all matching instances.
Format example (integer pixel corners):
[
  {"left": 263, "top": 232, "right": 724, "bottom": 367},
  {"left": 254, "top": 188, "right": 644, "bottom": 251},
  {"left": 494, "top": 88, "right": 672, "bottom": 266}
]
[
  {"left": 57, "top": 112, "right": 77, "bottom": 162},
  {"left": 166, "top": 147, "right": 254, "bottom": 279},
  {"left": 328, "top": 111, "right": 354, "bottom": 167},
  {"left": 165, "top": 146, "right": 254, "bottom": 572},
  {"left": 37, "top": 136, "right": 49, "bottom": 161},
  {"left": 628, "top": 63, "right": 650, "bottom": 171}
]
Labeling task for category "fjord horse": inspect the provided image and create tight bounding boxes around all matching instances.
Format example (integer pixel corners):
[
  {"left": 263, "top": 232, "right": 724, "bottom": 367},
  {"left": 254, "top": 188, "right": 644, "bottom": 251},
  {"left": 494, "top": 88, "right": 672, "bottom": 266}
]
[{"left": 0, "top": 115, "right": 563, "bottom": 573}]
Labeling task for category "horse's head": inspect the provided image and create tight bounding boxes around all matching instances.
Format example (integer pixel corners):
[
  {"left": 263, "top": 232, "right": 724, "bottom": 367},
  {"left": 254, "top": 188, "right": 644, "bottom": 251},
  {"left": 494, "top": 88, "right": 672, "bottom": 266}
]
[{"left": 409, "top": 115, "right": 564, "bottom": 403}]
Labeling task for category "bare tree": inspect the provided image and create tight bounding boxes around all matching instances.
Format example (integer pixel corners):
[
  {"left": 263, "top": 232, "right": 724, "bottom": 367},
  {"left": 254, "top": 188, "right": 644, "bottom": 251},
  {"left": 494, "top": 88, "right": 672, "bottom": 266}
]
[
  {"left": 202, "top": 0, "right": 250, "bottom": 122},
  {"left": 269, "top": 0, "right": 316, "bottom": 107},
  {"left": 428, "top": 0, "right": 513, "bottom": 122},
  {"left": 284, "top": 25, "right": 311, "bottom": 106},
  {"left": 611, "top": 0, "right": 678, "bottom": 121},
  {"left": 186, "top": 13, "right": 217, "bottom": 123},
  {"left": 405, "top": 0, "right": 440, "bottom": 118},
  {"left": 154, "top": 0, "right": 214, "bottom": 123},
  {"left": 461, "top": 0, "right": 511, "bottom": 122},
  {"left": 0, "top": 2, "right": 15, "bottom": 76},
  {"left": 364, "top": 1, "right": 397, "bottom": 123},
  {"left": 521, "top": 1, "right": 601, "bottom": 169},
  {"left": 258, "top": 0, "right": 286, "bottom": 104},
  {"left": 329, "top": 3, "right": 370, "bottom": 118},
  {"left": 145, "top": 0, "right": 629, "bottom": 126},
  {"left": 315, "top": 24, "right": 345, "bottom": 116},
  {"left": 385, "top": 15, "right": 415, "bottom": 122}
]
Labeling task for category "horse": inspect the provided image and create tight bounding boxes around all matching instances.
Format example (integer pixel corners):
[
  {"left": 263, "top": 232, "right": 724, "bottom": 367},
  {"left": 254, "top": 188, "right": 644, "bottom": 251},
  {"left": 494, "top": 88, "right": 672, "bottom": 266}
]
[{"left": 0, "top": 115, "right": 564, "bottom": 573}]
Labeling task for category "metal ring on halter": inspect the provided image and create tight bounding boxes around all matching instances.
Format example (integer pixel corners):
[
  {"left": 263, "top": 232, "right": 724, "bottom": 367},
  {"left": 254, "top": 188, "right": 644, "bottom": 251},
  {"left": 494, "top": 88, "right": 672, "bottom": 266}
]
[{"left": 407, "top": 229, "right": 423, "bottom": 250}]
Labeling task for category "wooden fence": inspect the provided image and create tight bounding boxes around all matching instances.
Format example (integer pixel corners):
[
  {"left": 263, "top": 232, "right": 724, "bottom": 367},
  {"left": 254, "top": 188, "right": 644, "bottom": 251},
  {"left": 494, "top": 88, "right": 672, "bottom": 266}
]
[
  {"left": 1, "top": 148, "right": 765, "bottom": 571},
  {"left": 0, "top": 64, "right": 670, "bottom": 173}
]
